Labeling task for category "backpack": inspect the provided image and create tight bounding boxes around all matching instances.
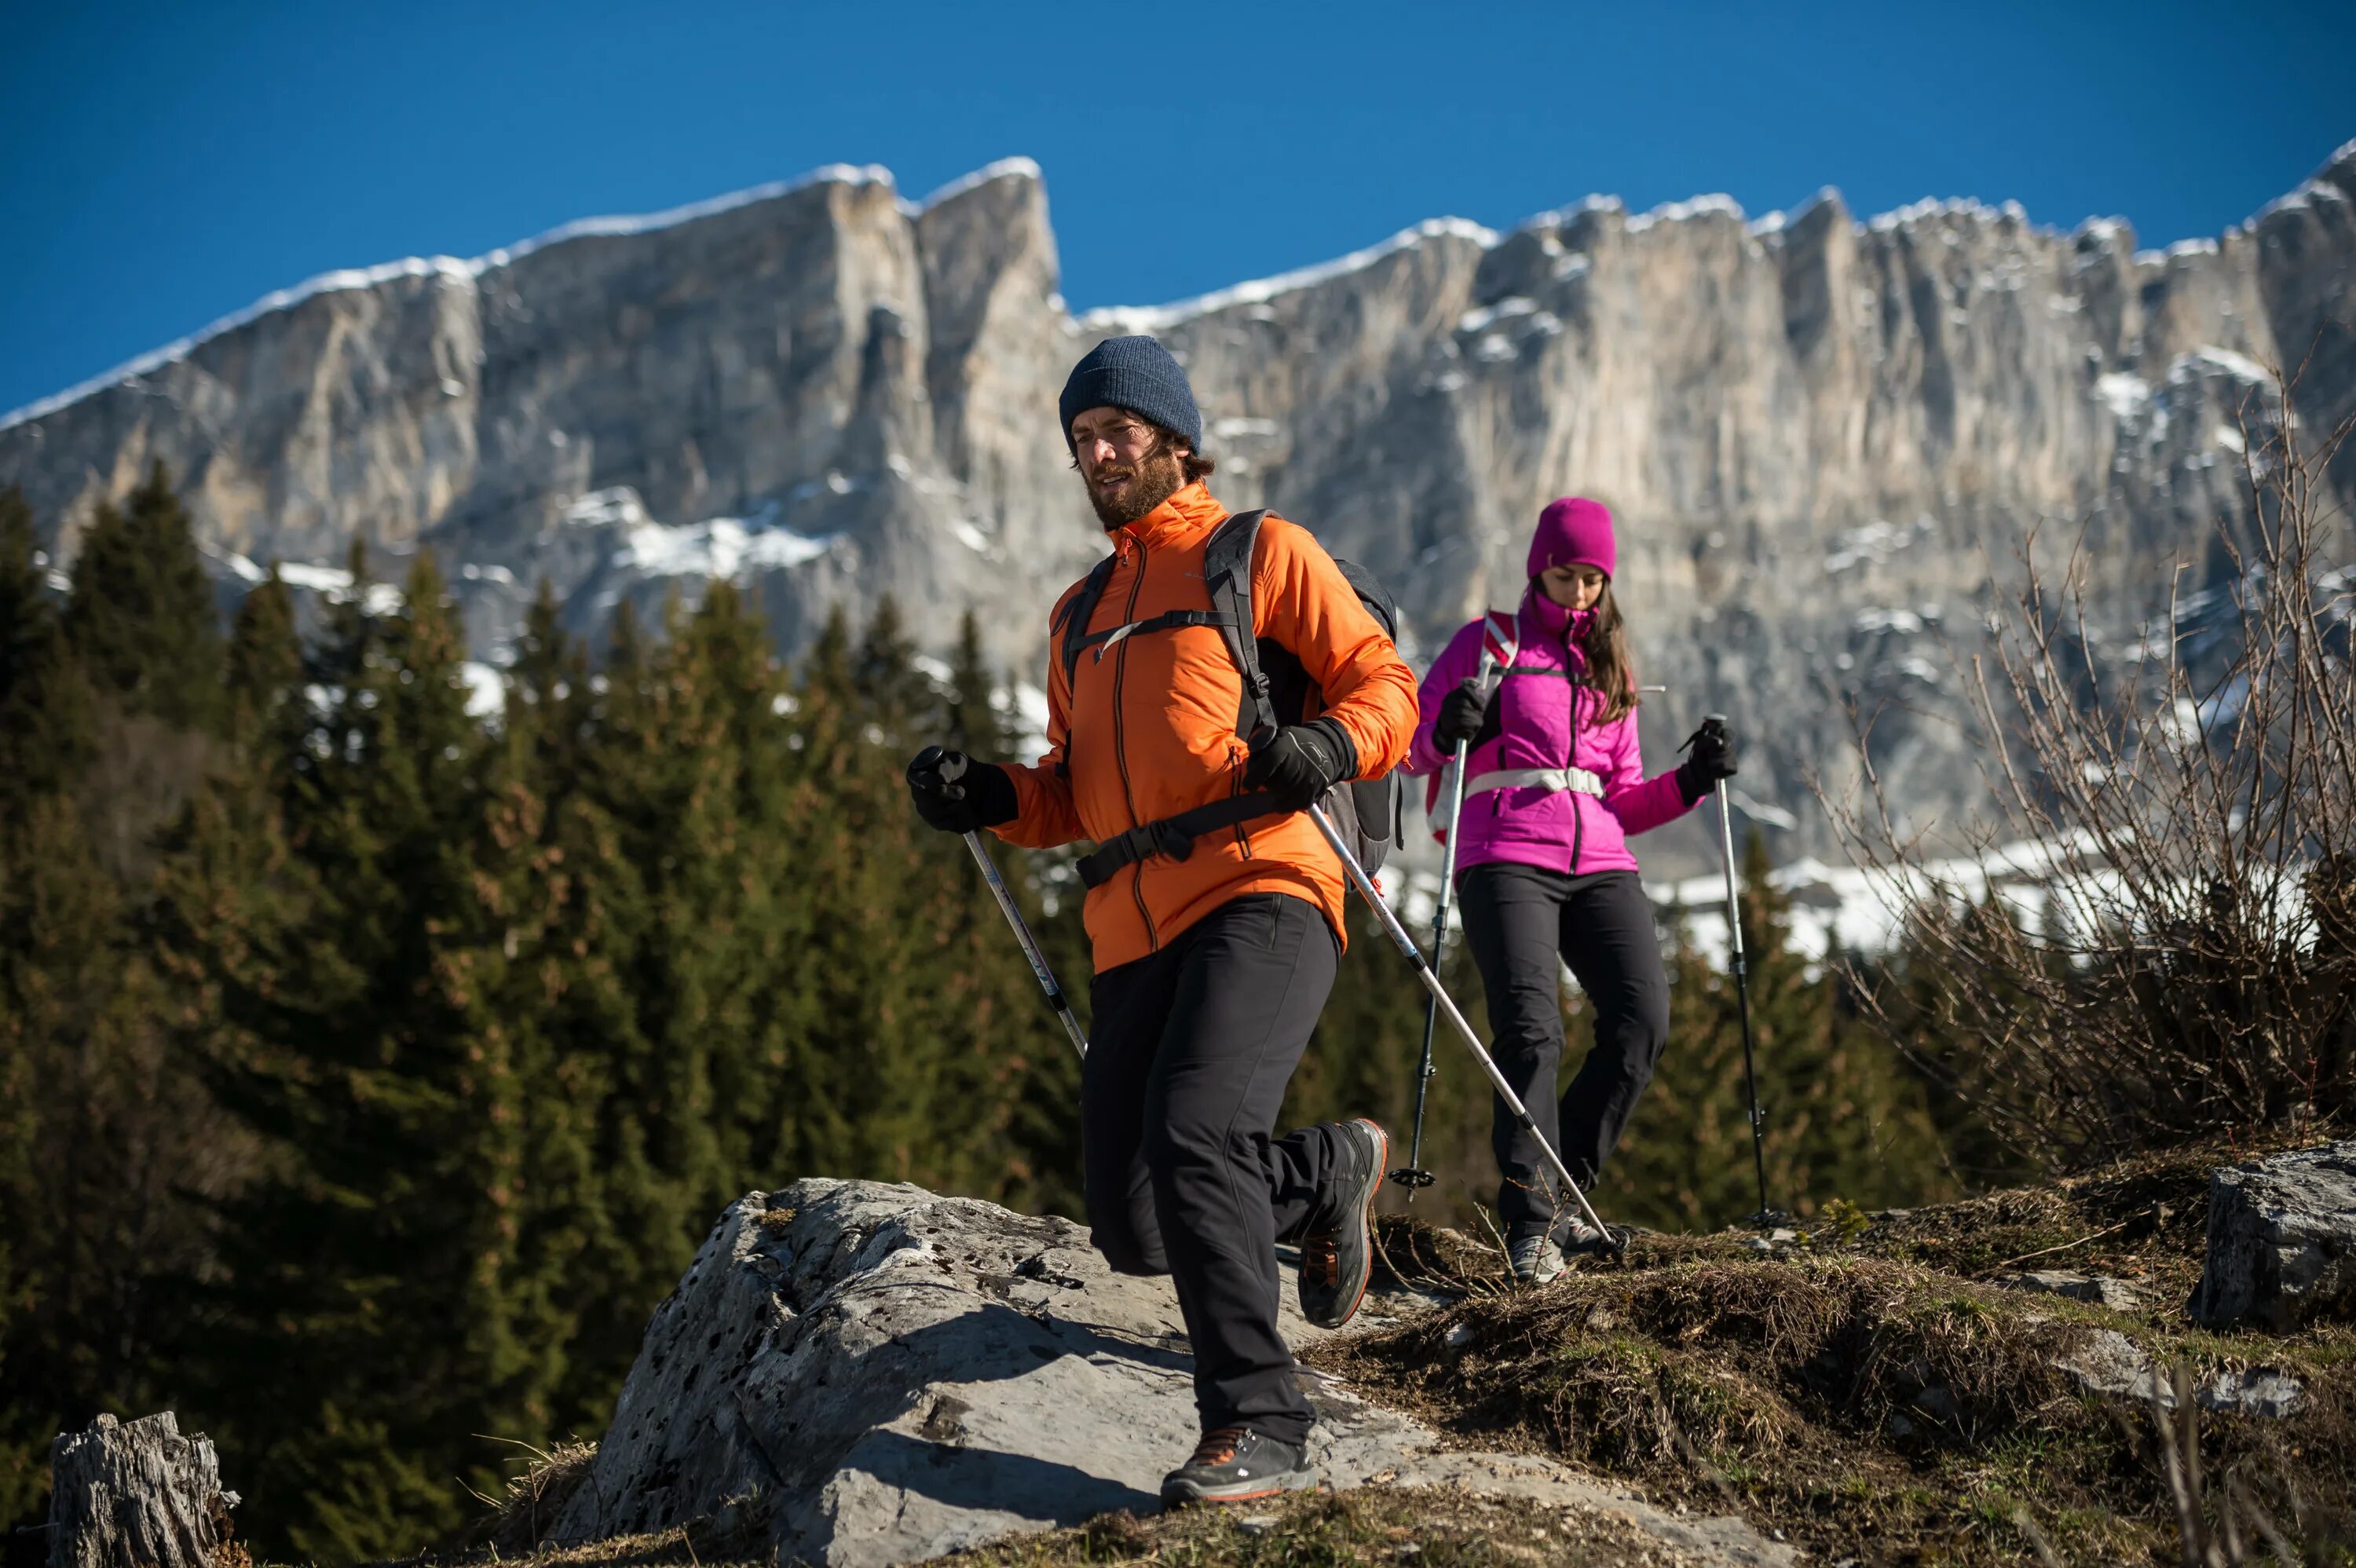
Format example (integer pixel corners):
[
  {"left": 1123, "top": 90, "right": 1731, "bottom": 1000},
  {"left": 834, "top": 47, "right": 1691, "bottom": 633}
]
[{"left": 1059, "top": 510, "right": 1403, "bottom": 890}]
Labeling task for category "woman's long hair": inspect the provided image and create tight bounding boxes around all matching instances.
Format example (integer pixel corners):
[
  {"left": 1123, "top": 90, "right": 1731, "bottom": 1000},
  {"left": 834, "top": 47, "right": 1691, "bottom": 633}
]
[{"left": 1576, "top": 580, "right": 1639, "bottom": 726}]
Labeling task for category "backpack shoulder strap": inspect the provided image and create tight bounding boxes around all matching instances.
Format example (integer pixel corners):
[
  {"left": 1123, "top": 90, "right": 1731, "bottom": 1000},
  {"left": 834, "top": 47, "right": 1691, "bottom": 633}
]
[
  {"left": 1053, "top": 554, "right": 1121, "bottom": 687},
  {"left": 1200, "top": 510, "right": 1275, "bottom": 742}
]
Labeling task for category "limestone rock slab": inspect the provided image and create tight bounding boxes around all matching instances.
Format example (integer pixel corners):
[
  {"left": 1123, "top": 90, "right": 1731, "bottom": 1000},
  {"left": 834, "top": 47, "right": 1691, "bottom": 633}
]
[{"left": 558, "top": 1179, "right": 1790, "bottom": 1567}]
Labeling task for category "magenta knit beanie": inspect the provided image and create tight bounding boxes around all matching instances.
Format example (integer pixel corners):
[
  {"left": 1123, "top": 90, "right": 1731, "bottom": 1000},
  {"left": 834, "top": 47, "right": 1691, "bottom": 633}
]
[{"left": 1527, "top": 497, "right": 1616, "bottom": 580}]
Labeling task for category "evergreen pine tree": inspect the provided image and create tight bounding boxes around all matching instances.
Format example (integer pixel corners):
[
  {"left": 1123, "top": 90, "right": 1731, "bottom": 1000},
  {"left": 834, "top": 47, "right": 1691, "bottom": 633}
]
[
  {"left": 166, "top": 550, "right": 580, "bottom": 1559},
  {"left": 2, "top": 485, "right": 240, "bottom": 1536},
  {"left": 64, "top": 462, "right": 224, "bottom": 734},
  {"left": 222, "top": 568, "right": 302, "bottom": 748},
  {"left": 0, "top": 488, "right": 95, "bottom": 806},
  {"left": 1614, "top": 832, "right": 1958, "bottom": 1230}
]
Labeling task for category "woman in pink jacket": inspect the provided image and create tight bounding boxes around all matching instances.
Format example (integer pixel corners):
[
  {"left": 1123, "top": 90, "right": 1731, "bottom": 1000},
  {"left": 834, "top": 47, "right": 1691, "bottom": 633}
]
[{"left": 1408, "top": 498, "right": 1737, "bottom": 1281}]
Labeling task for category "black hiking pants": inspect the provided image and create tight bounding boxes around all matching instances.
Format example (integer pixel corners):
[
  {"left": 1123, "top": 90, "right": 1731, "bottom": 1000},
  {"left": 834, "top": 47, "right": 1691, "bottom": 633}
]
[
  {"left": 1083, "top": 892, "right": 1350, "bottom": 1448},
  {"left": 1457, "top": 864, "right": 1670, "bottom": 1237}
]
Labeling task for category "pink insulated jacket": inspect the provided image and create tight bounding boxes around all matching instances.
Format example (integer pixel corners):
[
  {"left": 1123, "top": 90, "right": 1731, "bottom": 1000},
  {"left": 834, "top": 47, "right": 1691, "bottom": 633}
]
[{"left": 1407, "top": 588, "right": 1695, "bottom": 877}]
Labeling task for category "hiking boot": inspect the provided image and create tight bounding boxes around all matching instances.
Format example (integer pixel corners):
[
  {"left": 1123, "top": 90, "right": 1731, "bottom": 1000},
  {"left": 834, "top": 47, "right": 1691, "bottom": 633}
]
[
  {"left": 1160, "top": 1425, "right": 1316, "bottom": 1505},
  {"left": 1508, "top": 1233, "right": 1566, "bottom": 1284},
  {"left": 1299, "top": 1118, "right": 1386, "bottom": 1329}
]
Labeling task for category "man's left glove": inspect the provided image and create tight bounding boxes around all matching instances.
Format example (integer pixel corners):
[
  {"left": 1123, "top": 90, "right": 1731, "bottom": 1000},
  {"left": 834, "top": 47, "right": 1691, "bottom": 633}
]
[
  {"left": 1674, "top": 716, "right": 1739, "bottom": 806},
  {"left": 906, "top": 745, "right": 1019, "bottom": 834},
  {"left": 1242, "top": 717, "right": 1358, "bottom": 812}
]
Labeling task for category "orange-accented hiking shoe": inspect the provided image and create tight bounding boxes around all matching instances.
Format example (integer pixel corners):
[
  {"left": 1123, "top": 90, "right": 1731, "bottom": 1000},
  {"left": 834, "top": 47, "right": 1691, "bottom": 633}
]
[
  {"left": 1159, "top": 1425, "right": 1315, "bottom": 1505},
  {"left": 1297, "top": 1118, "right": 1385, "bottom": 1329}
]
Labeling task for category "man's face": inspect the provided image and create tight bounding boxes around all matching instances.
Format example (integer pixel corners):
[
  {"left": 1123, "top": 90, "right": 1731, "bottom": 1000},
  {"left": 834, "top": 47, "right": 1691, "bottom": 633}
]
[{"left": 1070, "top": 405, "right": 1189, "bottom": 529}]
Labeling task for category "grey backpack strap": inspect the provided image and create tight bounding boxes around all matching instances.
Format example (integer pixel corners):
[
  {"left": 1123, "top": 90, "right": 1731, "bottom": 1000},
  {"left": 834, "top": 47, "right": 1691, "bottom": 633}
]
[{"left": 1199, "top": 510, "right": 1275, "bottom": 742}]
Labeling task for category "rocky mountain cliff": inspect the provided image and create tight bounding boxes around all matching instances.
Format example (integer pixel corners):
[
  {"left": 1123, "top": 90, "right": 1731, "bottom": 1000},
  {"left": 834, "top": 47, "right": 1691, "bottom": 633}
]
[{"left": 5, "top": 144, "right": 2351, "bottom": 865}]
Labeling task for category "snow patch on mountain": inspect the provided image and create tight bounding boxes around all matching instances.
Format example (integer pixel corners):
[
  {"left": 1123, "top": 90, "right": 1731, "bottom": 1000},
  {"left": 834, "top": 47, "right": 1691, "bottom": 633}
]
[
  {"left": 1081, "top": 217, "right": 1501, "bottom": 335},
  {"left": 913, "top": 156, "right": 1044, "bottom": 211}
]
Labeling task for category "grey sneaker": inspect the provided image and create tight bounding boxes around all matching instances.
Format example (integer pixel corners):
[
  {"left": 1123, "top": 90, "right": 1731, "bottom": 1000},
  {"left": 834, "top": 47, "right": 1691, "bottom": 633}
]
[
  {"left": 1298, "top": 1119, "right": 1386, "bottom": 1329},
  {"left": 1160, "top": 1426, "right": 1316, "bottom": 1505},
  {"left": 1508, "top": 1234, "right": 1566, "bottom": 1284}
]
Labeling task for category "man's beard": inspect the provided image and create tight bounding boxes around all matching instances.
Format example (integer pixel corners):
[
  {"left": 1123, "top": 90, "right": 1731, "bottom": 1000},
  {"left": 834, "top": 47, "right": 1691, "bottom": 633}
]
[{"left": 1085, "top": 444, "right": 1189, "bottom": 530}]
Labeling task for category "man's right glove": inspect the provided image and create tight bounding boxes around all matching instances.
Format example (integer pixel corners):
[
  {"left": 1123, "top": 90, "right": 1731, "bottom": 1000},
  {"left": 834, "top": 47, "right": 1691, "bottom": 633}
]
[
  {"left": 1434, "top": 678, "right": 1491, "bottom": 750},
  {"left": 906, "top": 746, "right": 1018, "bottom": 834},
  {"left": 1674, "top": 715, "right": 1739, "bottom": 806},
  {"left": 1243, "top": 718, "right": 1357, "bottom": 811}
]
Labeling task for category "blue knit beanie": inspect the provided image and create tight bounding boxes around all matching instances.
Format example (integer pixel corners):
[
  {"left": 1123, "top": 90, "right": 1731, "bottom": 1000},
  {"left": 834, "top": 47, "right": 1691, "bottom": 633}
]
[{"left": 1059, "top": 336, "right": 1202, "bottom": 451}]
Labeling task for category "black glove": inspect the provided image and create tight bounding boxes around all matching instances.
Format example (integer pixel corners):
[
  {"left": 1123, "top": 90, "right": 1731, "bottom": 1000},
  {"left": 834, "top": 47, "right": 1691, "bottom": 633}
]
[
  {"left": 1242, "top": 717, "right": 1357, "bottom": 811},
  {"left": 1434, "top": 678, "right": 1490, "bottom": 750},
  {"left": 906, "top": 746, "right": 1018, "bottom": 834},
  {"left": 1674, "top": 715, "right": 1739, "bottom": 806}
]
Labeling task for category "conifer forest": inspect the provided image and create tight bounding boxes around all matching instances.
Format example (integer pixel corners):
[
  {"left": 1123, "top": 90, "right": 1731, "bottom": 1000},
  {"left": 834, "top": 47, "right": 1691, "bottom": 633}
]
[{"left": 1, "top": 470, "right": 1990, "bottom": 1560}]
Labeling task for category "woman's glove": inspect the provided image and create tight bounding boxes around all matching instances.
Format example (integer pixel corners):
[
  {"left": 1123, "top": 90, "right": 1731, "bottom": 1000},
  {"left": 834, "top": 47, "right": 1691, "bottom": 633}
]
[
  {"left": 1674, "top": 716, "right": 1739, "bottom": 806},
  {"left": 1243, "top": 718, "right": 1357, "bottom": 810},
  {"left": 1434, "top": 678, "right": 1491, "bottom": 750},
  {"left": 906, "top": 746, "right": 1018, "bottom": 833}
]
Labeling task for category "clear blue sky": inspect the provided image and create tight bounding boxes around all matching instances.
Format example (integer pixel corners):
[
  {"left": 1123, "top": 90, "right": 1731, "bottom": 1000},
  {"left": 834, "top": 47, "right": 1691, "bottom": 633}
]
[{"left": 3, "top": 0, "right": 2350, "bottom": 418}]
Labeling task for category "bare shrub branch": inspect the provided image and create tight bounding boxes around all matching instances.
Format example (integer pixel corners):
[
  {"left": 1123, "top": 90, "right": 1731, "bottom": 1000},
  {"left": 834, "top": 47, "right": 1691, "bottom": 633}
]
[{"left": 1824, "top": 364, "right": 2355, "bottom": 1168}]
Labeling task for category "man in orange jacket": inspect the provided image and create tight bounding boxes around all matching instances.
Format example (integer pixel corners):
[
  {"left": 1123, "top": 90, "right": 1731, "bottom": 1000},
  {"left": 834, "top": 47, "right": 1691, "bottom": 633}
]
[{"left": 906, "top": 335, "right": 1420, "bottom": 1504}]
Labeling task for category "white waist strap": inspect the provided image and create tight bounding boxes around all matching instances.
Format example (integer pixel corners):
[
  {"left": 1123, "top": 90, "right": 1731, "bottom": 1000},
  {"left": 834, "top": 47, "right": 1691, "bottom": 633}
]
[
  {"left": 1465, "top": 766, "right": 1604, "bottom": 799},
  {"left": 1429, "top": 762, "right": 1604, "bottom": 832}
]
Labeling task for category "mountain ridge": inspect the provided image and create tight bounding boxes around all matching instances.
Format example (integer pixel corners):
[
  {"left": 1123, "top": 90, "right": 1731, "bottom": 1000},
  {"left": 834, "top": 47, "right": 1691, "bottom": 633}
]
[
  {"left": 5, "top": 140, "right": 2351, "bottom": 868},
  {"left": 20, "top": 140, "right": 2350, "bottom": 436}
]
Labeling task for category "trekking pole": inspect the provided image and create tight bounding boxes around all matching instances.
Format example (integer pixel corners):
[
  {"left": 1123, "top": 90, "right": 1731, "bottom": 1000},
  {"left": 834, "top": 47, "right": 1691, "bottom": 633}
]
[
  {"left": 1706, "top": 729, "right": 1776, "bottom": 1229},
  {"left": 920, "top": 747, "right": 1088, "bottom": 1060},
  {"left": 1391, "top": 649, "right": 1499, "bottom": 1195},
  {"left": 960, "top": 832, "right": 1089, "bottom": 1061},
  {"left": 1306, "top": 801, "right": 1621, "bottom": 1254}
]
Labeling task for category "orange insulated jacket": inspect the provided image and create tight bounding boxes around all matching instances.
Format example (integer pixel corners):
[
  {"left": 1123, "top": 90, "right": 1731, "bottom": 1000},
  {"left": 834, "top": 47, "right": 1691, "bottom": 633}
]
[{"left": 993, "top": 482, "right": 1419, "bottom": 973}]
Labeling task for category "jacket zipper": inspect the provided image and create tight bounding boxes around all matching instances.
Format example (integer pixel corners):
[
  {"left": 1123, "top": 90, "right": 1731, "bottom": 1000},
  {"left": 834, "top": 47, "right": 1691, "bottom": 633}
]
[
  {"left": 1568, "top": 678, "right": 1584, "bottom": 874},
  {"left": 1108, "top": 535, "right": 1159, "bottom": 952}
]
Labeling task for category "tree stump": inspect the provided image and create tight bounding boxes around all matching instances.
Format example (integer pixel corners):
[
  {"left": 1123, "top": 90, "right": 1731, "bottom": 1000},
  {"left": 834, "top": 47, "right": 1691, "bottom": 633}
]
[{"left": 47, "top": 1413, "right": 241, "bottom": 1568}]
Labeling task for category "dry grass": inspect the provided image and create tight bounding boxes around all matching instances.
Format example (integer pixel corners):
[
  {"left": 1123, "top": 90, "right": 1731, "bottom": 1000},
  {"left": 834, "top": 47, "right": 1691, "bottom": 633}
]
[
  {"left": 1319, "top": 1140, "right": 2356, "bottom": 1566},
  {"left": 470, "top": 1441, "right": 600, "bottom": 1554},
  {"left": 950, "top": 1486, "right": 1721, "bottom": 1567}
]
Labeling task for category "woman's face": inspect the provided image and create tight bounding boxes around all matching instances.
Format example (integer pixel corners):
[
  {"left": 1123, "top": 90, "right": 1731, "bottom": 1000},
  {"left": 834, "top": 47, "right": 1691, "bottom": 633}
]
[{"left": 1538, "top": 565, "right": 1607, "bottom": 611}]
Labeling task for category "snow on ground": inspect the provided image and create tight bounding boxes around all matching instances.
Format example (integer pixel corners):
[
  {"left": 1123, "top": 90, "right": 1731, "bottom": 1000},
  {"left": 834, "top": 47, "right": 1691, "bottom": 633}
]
[
  {"left": 1006, "top": 682, "right": 1052, "bottom": 761},
  {"left": 460, "top": 663, "right": 506, "bottom": 718},
  {"left": 272, "top": 562, "right": 404, "bottom": 616},
  {"left": 2174, "top": 347, "right": 2271, "bottom": 386},
  {"left": 1390, "top": 824, "right": 2322, "bottom": 986},
  {"left": 2096, "top": 372, "right": 2153, "bottom": 420},
  {"left": 613, "top": 512, "right": 836, "bottom": 577}
]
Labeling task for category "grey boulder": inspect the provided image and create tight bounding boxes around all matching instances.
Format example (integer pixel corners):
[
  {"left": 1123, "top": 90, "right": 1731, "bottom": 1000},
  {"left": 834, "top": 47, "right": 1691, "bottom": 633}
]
[
  {"left": 2189, "top": 1140, "right": 2356, "bottom": 1332},
  {"left": 556, "top": 1179, "right": 1791, "bottom": 1568}
]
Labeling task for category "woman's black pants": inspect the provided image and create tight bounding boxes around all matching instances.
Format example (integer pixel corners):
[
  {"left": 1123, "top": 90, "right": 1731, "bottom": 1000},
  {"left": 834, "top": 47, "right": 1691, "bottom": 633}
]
[{"left": 1457, "top": 863, "right": 1670, "bottom": 1237}]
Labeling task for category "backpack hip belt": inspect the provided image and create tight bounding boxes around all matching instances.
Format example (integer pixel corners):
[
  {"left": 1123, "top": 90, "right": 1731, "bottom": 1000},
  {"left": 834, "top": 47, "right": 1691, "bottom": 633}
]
[
  {"left": 1425, "top": 762, "right": 1603, "bottom": 835},
  {"left": 1466, "top": 765, "right": 1604, "bottom": 799}
]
